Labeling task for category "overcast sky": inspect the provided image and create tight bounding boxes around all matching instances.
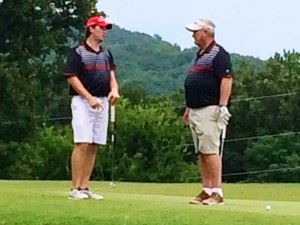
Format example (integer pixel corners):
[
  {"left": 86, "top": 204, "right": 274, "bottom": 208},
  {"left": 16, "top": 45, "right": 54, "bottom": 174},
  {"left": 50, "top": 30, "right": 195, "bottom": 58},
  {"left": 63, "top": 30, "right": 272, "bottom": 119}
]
[{"left": 97, "top": 0, "right": 299, "bottom": 60}]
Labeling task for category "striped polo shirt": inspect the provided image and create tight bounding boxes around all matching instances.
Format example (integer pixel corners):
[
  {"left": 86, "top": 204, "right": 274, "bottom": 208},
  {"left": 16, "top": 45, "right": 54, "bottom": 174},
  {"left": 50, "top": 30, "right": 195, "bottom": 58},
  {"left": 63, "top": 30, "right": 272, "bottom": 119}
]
[
  {"left": 64, "top": 42, "right": 116, "bottom": 97},
  {"left": 184, "top": 41, "right": 232, "bottom": 108}
]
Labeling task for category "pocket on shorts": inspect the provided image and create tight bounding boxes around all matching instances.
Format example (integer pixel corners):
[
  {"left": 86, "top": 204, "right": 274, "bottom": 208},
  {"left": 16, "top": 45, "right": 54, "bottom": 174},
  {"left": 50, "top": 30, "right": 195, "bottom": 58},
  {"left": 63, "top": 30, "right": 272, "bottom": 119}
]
[
  {"left": 209, "top": 106, "right": 219, "bottom": 122},
  {"left": 71, "top": 96, "right": 84, "bottom": 112},
  {"left": 71, "top": 97, "right": 77, "bottom": 111}
]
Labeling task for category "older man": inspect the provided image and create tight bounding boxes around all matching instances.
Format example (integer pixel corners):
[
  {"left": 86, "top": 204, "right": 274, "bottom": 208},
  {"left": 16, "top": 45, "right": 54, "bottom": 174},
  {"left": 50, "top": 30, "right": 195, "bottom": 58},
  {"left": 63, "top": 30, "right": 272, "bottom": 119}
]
[{"left": 183, "top": 18, "right": 233, "bottom": 205}]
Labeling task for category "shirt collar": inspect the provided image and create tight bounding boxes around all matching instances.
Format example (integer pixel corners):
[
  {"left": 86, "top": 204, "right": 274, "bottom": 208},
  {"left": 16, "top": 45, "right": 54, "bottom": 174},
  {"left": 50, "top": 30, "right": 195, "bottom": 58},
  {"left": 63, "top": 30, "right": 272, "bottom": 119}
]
[
  {"left": 83, "top": 41, "right": 103, "bottom": 54},
  {"left": 197, "top": 40, "right": 216, "bottom": 57}
]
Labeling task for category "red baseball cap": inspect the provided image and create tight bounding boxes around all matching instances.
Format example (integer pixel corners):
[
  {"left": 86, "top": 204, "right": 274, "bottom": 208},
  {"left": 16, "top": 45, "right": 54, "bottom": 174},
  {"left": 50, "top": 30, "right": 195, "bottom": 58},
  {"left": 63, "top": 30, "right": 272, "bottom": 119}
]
[{"left": 85, "top": 16, "right": 112, "bottom": 29}]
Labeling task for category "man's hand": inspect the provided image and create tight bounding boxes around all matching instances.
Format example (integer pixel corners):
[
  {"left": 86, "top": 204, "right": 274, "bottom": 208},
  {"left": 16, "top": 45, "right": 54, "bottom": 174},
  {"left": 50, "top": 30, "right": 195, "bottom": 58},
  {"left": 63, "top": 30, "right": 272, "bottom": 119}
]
[
  {"left": 182, "top": 107, "right": 190, "bottom": 127},
  {"left": 217, "top": 106, "right": 231, "bottom": 129},
  {"left": 108, "top": 89, "right": 120, "bottom": 106},
  {"left": 87, "top": 97, "right": 103, "bottom": 110}
]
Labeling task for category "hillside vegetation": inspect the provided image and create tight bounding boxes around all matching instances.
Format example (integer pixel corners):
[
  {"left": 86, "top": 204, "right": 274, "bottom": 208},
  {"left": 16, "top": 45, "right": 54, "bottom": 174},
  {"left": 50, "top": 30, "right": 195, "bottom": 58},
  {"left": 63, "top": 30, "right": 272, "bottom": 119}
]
[{"left": 104, "top": 25, "right": 265, "bottom": 95}]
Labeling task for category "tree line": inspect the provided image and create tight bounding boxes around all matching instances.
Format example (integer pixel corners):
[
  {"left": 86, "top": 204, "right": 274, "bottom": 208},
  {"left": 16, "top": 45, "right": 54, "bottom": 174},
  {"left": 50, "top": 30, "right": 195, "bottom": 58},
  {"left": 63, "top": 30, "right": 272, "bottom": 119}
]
[{"left": 0, "top": 0, "right": 299, "bottom": 182}]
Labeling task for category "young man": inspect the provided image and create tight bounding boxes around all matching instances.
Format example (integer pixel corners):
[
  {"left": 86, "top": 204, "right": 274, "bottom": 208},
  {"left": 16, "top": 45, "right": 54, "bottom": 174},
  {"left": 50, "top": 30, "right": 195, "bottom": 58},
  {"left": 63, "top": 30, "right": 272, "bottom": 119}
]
[
  {"left": 183, "top": 18, "right": 233, "bottom": 205},
  {"left": 64, "top": 14, "right": 119, "bottom": 200}
]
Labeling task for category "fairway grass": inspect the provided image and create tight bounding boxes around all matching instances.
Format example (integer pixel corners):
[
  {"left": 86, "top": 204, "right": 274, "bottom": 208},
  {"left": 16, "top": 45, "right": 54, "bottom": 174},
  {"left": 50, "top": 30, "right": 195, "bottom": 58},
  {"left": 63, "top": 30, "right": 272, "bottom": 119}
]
[{"left": 0, "top": 181, "right": 299, "bottom": 225}]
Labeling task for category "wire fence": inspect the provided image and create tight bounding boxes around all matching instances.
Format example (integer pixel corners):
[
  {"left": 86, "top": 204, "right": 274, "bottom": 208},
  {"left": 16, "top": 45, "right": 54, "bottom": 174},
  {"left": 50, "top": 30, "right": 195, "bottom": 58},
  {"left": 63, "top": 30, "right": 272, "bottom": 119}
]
[
  {"left": 231, "top": 91, "right": 297, "bottom": 103},
  {"left": 1, "top": 91, "right": 298, "bottom": 125},
  {"left": 1, "top": 91, "right": 299, "bottom": 180},
  {"left": 222, "top": 166, "right": 300, "bottom": 177},
  {"left": 185, "top": 166, "right": 300, "bottom": 181},
  {"left": 1, "top": 91, "right": 299, "bottom": 144}
]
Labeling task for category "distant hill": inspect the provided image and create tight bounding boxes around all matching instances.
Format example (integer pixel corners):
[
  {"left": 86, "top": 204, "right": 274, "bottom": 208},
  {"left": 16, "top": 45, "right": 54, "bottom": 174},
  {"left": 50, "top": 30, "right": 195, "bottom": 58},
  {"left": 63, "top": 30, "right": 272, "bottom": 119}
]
[{"left": 103, "top": 25, "right": 265, "bottom": 95}]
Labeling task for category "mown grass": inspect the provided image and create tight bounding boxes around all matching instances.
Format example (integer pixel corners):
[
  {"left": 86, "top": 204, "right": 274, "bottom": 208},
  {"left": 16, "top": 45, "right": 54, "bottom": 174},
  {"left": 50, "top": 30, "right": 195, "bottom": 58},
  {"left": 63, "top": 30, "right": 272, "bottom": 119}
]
[{"left": 0, "top": 181, "right": 299, "bottom": 225}]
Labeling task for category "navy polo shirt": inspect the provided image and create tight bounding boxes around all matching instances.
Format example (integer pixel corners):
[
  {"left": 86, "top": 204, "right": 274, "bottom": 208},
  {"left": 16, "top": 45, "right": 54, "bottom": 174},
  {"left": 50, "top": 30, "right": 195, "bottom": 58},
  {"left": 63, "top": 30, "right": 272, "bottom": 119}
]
[
  {"left": 64, "top": 42, "right": 116, "bottom": 97},
  {"left": 184, "top": 41, "right": 232, "bottom": 108}
]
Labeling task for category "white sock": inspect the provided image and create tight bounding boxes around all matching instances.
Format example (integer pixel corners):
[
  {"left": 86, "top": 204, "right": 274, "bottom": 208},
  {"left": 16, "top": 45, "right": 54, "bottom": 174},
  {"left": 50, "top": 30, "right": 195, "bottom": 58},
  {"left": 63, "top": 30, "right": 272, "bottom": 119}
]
[
  {"left": 203, "top": 187, "right": 212, "bottom": 195},
  {"left": 212, "top": 187, "right": 223, "bottom": 197}
]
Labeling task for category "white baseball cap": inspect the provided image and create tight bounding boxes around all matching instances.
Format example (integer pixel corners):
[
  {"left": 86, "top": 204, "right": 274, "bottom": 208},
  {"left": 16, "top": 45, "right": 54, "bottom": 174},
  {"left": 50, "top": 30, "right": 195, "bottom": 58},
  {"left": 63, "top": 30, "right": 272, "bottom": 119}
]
[{"left": 185, "top": 18, "right": 215, "bottom": 32}]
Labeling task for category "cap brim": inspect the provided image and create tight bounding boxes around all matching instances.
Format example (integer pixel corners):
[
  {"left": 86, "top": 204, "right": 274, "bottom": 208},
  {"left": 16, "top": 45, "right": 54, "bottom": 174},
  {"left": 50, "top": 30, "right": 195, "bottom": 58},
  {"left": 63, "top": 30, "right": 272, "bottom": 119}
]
[
  {"left": 185, "top": 24, "right": 201, "bottom": 32},
  {"left": 106, "top": 23, "right": 112, "bottom": 30}
]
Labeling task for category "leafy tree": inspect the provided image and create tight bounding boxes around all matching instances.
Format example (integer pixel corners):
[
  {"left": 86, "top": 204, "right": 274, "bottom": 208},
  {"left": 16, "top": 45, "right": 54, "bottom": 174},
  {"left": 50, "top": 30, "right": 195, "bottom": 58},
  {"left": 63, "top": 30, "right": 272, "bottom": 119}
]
[
  {"left": 0, "top": 0, "right": 98, "bottom": 176},
  {"left": 223, "top": 51, "right": 300, "bottom": 182},
  {"left": 244, "top": 135, "right": 300, "bottom": 182}
]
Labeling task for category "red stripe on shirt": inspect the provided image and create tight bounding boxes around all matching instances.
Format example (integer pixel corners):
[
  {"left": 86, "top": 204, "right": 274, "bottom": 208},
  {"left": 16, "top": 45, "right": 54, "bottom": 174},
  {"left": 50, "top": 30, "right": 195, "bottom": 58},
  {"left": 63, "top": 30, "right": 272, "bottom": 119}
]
[
  {"left": 188, "top": 65, "right": 213, "bottom": 72},
  {"left": 83, "top": 64, "right": 111, "bottom": 70}
]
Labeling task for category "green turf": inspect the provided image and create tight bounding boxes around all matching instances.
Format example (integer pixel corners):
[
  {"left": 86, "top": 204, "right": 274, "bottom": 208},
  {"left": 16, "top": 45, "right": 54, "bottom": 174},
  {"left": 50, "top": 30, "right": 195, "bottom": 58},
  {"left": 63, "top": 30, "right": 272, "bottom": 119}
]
[{"left": 0, "top": 181, "right": 299, "bottom": 225}]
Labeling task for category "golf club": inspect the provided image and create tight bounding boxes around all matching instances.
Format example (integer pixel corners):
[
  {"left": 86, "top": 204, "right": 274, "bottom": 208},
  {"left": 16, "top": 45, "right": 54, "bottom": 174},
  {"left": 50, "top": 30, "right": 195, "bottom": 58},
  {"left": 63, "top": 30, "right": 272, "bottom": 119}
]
[
  {"left": 220, "top": 125, "right": 227, "bottom": 157},
  {"left": 109, "top": 105, "right": 116, "bottom": 188}
]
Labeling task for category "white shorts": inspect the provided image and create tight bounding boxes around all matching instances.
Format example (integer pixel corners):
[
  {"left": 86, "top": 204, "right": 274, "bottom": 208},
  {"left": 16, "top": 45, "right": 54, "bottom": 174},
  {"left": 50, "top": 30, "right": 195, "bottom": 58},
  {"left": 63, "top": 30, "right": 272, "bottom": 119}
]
[
  {"left": 71, "top": 96, "right": 109, "bottom": 145},
  {"left": 189, "top": 106, "right": 221, "bottom": 154}
]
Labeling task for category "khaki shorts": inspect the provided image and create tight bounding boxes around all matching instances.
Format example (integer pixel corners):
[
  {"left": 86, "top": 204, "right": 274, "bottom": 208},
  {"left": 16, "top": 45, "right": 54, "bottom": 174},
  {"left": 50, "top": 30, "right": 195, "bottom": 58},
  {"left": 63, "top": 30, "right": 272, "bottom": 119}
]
[
  {"left": 71, "top": 96, "right": 109, "bottom": 145},
  {"left": 189, "top": 106, "right": 221, "bottom": 154}
]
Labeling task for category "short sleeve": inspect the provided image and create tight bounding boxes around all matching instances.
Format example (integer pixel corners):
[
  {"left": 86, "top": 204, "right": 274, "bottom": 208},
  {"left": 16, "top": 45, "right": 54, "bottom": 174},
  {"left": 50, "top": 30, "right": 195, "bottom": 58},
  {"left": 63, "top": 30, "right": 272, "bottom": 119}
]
[
  {"left": 213, "top": 48, "right": 233, "bottom": 78},
  {"left": 64, "top": 48, "right": 82, "bottom": 78},
  {"left": 106, "top": 49, "right": 116, "bottom": 71}
]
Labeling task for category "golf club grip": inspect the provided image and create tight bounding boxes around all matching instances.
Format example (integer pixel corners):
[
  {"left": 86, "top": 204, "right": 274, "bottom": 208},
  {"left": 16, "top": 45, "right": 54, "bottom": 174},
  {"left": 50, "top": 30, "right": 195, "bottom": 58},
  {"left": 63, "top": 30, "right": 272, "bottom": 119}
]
[
  {"left": 110, "top": 105, "right": 115, "bottom": 122},
  {"left": 222, "top": 125, "right": 227, "bottom": 139}
]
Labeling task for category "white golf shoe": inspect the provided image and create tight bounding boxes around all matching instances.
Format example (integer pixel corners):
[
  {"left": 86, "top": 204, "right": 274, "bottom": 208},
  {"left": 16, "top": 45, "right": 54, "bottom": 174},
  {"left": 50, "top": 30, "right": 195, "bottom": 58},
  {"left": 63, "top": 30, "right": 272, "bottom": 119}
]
[
  {"left": 68, "top": 189, "right": 89, "bottom": 200},
  {"left": 81, "top": 189, "right": 104, "bottom": 200}
]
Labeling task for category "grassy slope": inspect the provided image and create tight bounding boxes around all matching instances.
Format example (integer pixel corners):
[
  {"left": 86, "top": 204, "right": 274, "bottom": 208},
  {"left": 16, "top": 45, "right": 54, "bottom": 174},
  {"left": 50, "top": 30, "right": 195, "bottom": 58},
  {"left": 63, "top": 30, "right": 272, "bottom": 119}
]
[{"left": 0, "top": 181, "right": 299, "bottom": 225}]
